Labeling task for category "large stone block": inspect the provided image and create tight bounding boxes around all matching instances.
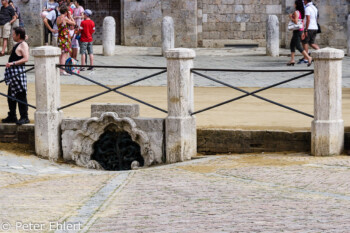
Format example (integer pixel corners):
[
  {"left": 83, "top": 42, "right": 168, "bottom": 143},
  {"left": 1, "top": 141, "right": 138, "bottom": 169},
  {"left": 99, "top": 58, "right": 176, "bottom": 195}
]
[{"left": 91, "top": 103, "right": 140, "bottom": 118}]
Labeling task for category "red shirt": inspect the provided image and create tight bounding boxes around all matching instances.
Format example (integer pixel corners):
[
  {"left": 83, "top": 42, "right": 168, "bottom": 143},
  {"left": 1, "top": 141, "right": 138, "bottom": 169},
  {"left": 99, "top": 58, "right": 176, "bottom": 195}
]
[{"left": 79, "top": 19, "right": 95, "bottom": 43}]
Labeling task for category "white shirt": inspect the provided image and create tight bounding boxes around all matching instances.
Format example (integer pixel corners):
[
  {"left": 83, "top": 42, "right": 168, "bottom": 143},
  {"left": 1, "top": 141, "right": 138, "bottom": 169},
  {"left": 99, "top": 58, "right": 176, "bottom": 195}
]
[
  {"left": 46, "top": 10, "right": 60, "bottom": 37},
  {"left": 304, "top": 2, "right": 318, "bottom": 30}
]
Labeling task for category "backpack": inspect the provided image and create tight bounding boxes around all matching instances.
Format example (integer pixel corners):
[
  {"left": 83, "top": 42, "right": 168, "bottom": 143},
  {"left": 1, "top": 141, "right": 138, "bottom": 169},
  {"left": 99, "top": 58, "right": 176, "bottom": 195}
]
[{"left": 65, "top": 57, "right": 80, "bottom": 74}]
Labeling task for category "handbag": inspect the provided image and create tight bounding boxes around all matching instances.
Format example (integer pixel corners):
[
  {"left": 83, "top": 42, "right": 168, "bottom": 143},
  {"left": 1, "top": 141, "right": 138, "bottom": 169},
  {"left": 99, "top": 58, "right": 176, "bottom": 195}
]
[
  {"left": 317, "top": 23, "right": 321, "bottom": 34},
  {"left": 288, "top": 19, "right": 303, "bottom": 31}
]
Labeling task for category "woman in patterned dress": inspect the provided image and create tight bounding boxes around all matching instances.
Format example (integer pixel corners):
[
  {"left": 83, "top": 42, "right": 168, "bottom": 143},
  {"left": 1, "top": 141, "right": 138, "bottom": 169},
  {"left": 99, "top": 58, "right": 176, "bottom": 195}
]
[{"left": 57, "top": 4, "right": 75, "bottom": 75}]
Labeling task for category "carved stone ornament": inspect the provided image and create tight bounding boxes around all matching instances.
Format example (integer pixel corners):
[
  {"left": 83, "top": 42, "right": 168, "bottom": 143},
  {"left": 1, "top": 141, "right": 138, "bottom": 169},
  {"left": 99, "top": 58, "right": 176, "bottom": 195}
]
[{"left": 69, "top": 112, "right": 155, "bottom": 169}]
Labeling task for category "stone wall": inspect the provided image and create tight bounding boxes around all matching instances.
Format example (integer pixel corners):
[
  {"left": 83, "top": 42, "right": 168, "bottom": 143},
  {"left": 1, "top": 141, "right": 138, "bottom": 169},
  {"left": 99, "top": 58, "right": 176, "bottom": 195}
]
[
  {"left": 123, "top": 0, "right": 197, "bottom": 47},
  {"left": 8, "top": 0, "right": 350, "bottom": 48},
  {"left": 123, "top": 0, "right": 162, "bottom": 47},
  {"left": 13, "top": 0, "right": 44, "bottom": 46},
  {"left": 197, "top": 0, "right": 283, "bottom": 47}
]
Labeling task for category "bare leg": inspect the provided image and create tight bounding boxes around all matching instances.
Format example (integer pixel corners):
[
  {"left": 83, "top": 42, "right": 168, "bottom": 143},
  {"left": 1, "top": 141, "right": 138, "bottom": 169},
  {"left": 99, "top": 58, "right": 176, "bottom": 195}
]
[
  {"left": 60, "top": 52, "right": 68, "bottom": 74},
  {"left": 301, "top": 50, "right": 312, "bottom": 64},
  {"left": 72, "top": 48, "right": 78, "bottom": 60},
  {"left": 1, "top": 38, "right": 7, "bottom": 55},
  {"left": 81, "top": 54, "right": 86, "bottom": 66},
  {"left": 290, "top": 52, "right": 295, "bottom": 63},
  {"left": 310, "top": 43, "right": 320, "bottom": 50},
  {"left": 89, "top": 54, "right": 94, "bottom": 66}
]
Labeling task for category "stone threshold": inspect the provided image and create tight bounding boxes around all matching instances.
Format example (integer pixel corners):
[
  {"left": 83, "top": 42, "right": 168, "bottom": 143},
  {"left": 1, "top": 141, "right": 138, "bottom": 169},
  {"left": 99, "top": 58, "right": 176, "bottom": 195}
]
[{"left": 1, "top": 124, "right": 350, "bottom": 155}]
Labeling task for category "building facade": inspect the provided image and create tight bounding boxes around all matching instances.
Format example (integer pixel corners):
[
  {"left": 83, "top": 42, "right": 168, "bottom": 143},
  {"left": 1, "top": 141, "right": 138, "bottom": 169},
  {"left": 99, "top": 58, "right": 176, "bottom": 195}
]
[{"left": 12, "top": 0, "right": 349, "bottom": 48}]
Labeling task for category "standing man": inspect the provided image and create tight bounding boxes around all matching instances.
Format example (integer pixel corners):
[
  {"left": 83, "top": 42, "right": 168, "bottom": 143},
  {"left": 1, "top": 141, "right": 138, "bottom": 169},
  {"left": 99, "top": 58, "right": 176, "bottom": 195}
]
[
  {"left": 2, "top": 27, "right": 29, "bottom": 125},
  {"left": 298, "top": 0, "right": 320, "bottom": 64},
  {"left": 43, "top": 4, "right": 60, "bottom": 47},
  {"left": 0, "top": 0, "right": 16, "bottom": 56}
]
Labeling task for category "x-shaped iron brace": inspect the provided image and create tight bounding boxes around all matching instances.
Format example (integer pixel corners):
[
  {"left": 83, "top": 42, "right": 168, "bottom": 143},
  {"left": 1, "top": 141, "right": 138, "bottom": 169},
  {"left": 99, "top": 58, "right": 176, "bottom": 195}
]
[{"left": 191, "top": 70, "right": 314, "bottom": 118}]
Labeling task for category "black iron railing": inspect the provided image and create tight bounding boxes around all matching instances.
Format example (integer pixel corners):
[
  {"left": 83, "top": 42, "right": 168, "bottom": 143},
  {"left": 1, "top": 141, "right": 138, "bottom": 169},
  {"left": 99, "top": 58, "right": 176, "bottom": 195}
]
[
  {"left": 191, "top": 68, "right": 314, "bottom": 118},
  {"left": 56, "top": 65, "right": 168, "bottom": 113}
]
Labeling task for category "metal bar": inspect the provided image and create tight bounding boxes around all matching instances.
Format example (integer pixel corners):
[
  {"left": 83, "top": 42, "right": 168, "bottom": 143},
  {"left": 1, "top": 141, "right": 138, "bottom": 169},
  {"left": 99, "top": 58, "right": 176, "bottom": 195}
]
[
  {"left": 57, "top": 64, "right": 167, "bottom": 70},
  {"left": 0, "top": 64, "right": 34, "bottom": 67},
  {"left": 191, "top": 68, "right": 314, "bottom": 73},
  {"left": 0, "top": 92, "right": 36, "bottom": 109},
  {"left": 58, "top": 67, "right": 167, "bottom": 113},
  {"left": 58, "top": 70, "right": 167, "bottom": 110},
  {"left": 0, "top": 67, "right": 35, "bottom": 83},
  {"left": 191, "top": 71, "right": 314, "bottom": 117}
]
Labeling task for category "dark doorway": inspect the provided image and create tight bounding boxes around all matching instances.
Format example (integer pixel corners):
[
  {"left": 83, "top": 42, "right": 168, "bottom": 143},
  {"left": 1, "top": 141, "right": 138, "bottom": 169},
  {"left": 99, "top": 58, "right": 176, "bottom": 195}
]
[{"left": 82, "top": 0, "right": 121, "bottom": 45}]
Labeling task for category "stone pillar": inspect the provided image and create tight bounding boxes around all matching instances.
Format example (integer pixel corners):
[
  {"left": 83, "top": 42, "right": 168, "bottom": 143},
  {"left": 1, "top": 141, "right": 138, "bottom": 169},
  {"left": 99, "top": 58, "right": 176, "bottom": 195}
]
[
  {"left": 165, "top": 48, "right": 196, "bottom": 163},
  {"left": 266, "top": 15, "right": 279, "bottom": 57},
  {"left": 311, "top": 48, "right": 344, "bottom": 156},
  {"left": 162, "top": 16, "right": 175, "bottom": 56},
  {"left": 103, "top": 16, "right": 116, "bottom": 56},
  {"left": 347, "top": 15, "right": 350, "bottom": 56},
  {"left": 31, "top": 46, "right": 62, "bottom": 161}
]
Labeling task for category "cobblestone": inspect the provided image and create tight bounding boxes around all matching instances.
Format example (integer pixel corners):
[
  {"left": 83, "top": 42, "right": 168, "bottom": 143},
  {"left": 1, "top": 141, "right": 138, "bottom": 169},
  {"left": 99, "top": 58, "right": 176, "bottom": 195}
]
[{"left": 2, "top": 149, "right": 350, "bottom": 232}]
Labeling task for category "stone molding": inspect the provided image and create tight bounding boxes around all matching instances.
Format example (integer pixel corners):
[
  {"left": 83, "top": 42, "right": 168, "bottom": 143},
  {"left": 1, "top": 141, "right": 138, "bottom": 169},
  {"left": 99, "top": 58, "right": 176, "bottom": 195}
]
[{"left": 69, "top": 112, "right": 155, "bottom": 169}]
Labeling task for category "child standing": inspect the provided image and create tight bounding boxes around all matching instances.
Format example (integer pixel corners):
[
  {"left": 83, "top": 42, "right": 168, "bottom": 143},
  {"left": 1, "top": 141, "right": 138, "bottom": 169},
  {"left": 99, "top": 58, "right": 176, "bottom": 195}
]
[{"left": 79, "top": 9, "right": 95, "bottom": 71}]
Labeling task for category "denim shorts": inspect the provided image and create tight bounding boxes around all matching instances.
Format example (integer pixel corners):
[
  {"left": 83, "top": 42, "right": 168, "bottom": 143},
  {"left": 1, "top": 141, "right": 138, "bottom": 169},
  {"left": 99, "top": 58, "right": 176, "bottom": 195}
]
[{"left": 80, "top": 42, "right": 93, "bottom": 54}]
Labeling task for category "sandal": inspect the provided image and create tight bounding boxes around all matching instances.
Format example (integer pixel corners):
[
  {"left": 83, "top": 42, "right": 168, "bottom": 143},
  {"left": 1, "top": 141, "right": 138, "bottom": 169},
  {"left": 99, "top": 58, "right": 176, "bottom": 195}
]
[
  {"left": 286, "top": 62, "right": 295, "bottom": 66},
  {"left": 307, "top": 59, "right": 313, "bottom": 67}
]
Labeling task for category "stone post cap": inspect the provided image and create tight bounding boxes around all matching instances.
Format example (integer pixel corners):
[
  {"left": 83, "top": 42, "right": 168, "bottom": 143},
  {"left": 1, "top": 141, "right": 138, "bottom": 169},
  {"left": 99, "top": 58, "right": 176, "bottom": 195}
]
[
  {"left": 163, "top": 16, "right": 174, "bottom": 22},
  {"left": 311, "top": 47, "right": 344, "bottom": 60},
  {"left": 165, "top": 48, "right": 196, "bottom": 59},
  {"left": 31, "top": 46, "right": 61, "bottom": 57},
  {"left": 103, "top": 16, "right": 116, "bottom": 22},
  {"left": 268, "top": 15, "right": 279, "bottom": 21}
]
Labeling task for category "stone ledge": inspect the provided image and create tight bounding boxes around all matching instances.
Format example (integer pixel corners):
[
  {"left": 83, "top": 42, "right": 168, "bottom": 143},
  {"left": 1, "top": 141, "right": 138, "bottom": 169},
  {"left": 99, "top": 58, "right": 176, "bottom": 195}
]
[{"left": 3, "top": 124, "right": 350, "bottom": 155}]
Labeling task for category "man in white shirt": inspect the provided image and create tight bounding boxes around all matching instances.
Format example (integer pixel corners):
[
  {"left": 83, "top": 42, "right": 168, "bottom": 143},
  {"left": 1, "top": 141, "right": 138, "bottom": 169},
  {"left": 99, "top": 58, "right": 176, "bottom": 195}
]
[
  {"left": 299, "top": 0, "right": 320, "bottom": 63},
  {"left": 43, "top": 4, "right": 61, "bottom": 46}
]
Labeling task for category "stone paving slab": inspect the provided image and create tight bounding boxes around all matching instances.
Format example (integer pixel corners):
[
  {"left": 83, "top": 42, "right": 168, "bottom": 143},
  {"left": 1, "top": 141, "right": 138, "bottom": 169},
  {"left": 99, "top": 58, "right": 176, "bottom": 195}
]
[
  {"left": 0, "top": 46, "right": 349, "bottom": 88},
  {"left": 2, "top": 147, "right": 350, "bottom": 232}
]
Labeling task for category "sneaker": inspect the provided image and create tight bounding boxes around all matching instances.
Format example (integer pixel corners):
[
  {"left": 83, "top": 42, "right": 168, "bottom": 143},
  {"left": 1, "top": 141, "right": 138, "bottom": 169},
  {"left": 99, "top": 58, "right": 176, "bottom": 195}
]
[
  {"left": 1, "top": 115, "right": 17, "bottom": 123},
  {"left": 87, "top": 66, "right": 94, "bottom": 71},
  {"left": 16, "top": 118, "right": 30, "bottom": 125},
  {"left": 297, "top": 59, "right": 308, "bottom": 64}
]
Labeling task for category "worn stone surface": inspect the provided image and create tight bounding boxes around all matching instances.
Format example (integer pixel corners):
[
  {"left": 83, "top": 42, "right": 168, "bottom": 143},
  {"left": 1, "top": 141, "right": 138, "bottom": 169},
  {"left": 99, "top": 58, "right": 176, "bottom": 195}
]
[
  {"left": 266, "top": 15, "right": 279, "bottom": 57},
  {"left": 198, "top": 129, "right": 311, "bottom": 154},
  {"left": 103, "top": 17, "right": 116, "bottom": 56},
  {"left": 311, "top": 48, "right": 344, "bottom": 156},
  {"left": 161, "top": 16, "right": 174, "bottom": 56},
  {"left": 32, "top": 46, "right": 62, "bottom": 161},
  {"left": 61, "top": 112, "right": 156, "bottom": 169},
  {"left": 165, "top": 49, "right": 197, "bottom": 163},
  {"left": 133, "top": 117, "right": 165, "bottom": 164},
  {"left": 347, "top": 15, "right": 350, "bottom": 56},
  {"left": 91, "top": 103, "right": 140, "bottom": 118}
]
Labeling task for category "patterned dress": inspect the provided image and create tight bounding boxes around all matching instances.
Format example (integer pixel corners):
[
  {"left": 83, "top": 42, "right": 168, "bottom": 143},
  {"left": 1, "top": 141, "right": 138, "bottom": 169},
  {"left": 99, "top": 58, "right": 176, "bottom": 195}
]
[{"left": 58, "top": 22, "right": 72, "bottom": 54}]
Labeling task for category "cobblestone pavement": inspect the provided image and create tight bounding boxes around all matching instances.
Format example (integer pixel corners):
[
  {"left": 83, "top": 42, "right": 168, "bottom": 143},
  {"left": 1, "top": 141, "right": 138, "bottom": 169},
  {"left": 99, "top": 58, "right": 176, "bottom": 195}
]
[
  {"left": 0, "top": 46, "right": 349, "bottom": 88},
  {"left": 2, "top": 148, "right": 350, "bottom": 232}
]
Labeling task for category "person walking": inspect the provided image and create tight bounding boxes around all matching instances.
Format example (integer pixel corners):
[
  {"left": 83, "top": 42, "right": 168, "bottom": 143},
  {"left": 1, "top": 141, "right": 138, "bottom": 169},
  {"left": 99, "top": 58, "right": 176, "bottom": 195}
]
[
  {"left": 298, "top": 0, "right": 320, "bottom": 64},
  {"left": 79, "top": 9, "right": 95, "bottom": 71},
  {"left": 287, "top": 0, "right": 312, "bottom": 66},
  {"left": 57, "top": 4, "right": 75, "bottom": 75},
  {"left": 0, "top": 0, "right": 16, "bottom": 56},
  {"left": 2, "top": 27, "right": 29, "bottom": 125}
]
